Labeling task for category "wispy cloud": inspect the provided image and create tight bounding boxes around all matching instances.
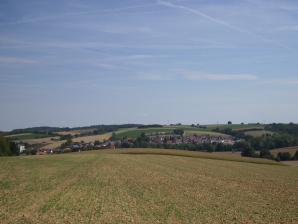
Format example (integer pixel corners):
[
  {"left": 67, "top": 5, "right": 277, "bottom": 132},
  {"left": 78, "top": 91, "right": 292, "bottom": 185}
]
[
  {"left": 0, "top": 38, "right": 235, "bottom": 51},
  {"left": 92, "top": 63, "right": 116, "bottom": 70},
  {"left": 136, "top": 73, "right": 174, "bottom": 81},
  {"left": 0, "top": 56, "right": 37, "bottom": 64},
  {"left": 157, "top": 0, "right": 290, "bottom": 50},
  {"left": 244, "top": 0, "right": 298, "bottom": 12},
  {"left": 0, "top": 4, "right": 155, "bottom": 26},
  {"left": 157, "top": 0, "right": 247, "bottom": 34},
  {"left": 137, "top": 70, "right": 258, "bottom": 81},
  {"left": 105, "top": 54, "right": 171, "bottom": 61},
  {"left": 261, "top": 79, "right": 298, "bottom": 85},
  {"left": 276, "top": 25, "right": 298, "bottom": 32},
  {"left": 183, "top": 73, "right": 258, "bottom": 81}
]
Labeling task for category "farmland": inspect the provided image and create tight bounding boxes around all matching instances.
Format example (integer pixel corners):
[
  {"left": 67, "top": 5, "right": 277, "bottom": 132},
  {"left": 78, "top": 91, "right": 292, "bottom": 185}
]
[
  {"left": 114, "top": 126, "right": 229, "bottom": 139},
  {"left": 38, "top": 125, "right": 233, "bottom": 149},
  {"left": 5, "top": 133, "right": 51, "bottom": 141},
  {"left": 203, "top": 124, "right": 263, "bottom": 131},
  {"left": 0, "top": 149, "right": 297, "bottom": 223},
  {"left": 55, "top": 128, "right": 97, "bottom": 136},
  {"left": 270, "top": 146, "right": 298, "bottom": 156},
  {"left": 72, "top": 133, "right": 112, "bottom": 143},
  {"left": 8, "top": 124, "right": 264, "bottom": 150}
]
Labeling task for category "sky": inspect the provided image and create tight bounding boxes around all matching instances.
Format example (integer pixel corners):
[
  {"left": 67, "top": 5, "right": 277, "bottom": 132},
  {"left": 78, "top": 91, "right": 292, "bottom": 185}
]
[{"left": 0, "top": 0, "right": 298, "bottom": 131}]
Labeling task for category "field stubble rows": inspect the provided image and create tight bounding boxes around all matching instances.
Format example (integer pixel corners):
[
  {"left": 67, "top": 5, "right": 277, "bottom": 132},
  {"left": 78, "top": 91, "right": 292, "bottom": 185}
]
[{"left": 0, "top": 149, "right": 297, "bottom": 223}]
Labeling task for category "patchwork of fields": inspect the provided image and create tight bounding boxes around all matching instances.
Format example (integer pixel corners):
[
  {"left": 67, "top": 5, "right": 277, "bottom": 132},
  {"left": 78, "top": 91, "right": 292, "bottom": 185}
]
[
  {"left": 0, "top": 149, "right": 297, "bottom": 223},
  {"left": 6, "top": 124, "right": 264, "bottom": 150},
  {"left": 114, "top": 127, "right": 226, "bottom": 139}
]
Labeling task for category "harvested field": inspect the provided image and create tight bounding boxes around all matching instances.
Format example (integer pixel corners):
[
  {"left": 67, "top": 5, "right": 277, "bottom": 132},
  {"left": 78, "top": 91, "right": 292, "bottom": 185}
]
[
  {"left": 55, "top": 128, "right": 96, "bottom": 136},
  {"left": 184, "top": 130, "right": 228, "bottom": 136},
  {"left": 119, "top": 148, "right": 280, "bottom": 165},
  {"left": 213, "top": 151, "right": 242, "bottom": 157},
  {"left": 72, "top": 133, "right": 112, "bottom": 143},
  {"left": 40, "top": 140, "right": 66, "bottom": 150},
  {"left": 282, "top": 161, "right": 298, "bottom": 167},
  {"left": 22, "top": 137, "right": 60, "bottom": 145},
  {"left": 0, "top": 149, "right": 297, "bottom": 224},
  {"left": 270, "top": 146, "right": 298, "bottom": 156}
]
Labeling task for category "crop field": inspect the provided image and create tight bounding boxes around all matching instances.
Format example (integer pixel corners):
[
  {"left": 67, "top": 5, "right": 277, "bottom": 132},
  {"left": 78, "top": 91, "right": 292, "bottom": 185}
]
[
  {"left": 5, "top": 133, "right": 51, "bottom": 140},
  {"left": 205, "top": 124, "right": 264, "bottom": 131},
  {"left": 270, "top": 146, "right": 298, "bottom": 156},
  {"left": 40, "top": 140, "right": 66, "bottom": 150},
  {"left": 114, "top": 128, "right": 174, "bottom": 139},
  {"left": 0, "top": 149, "right": 297, "bottom": 224},
  {"left": 184, "top": 130, "right": 227, "bottom": 136},
  {"left": 55, "top": 128, "right": 97, "bottom": 136},
  {"left": 22, "top": 137, "right": 60, "bottom": 145},
  {"left": 244, "top": 130, "right": 273, "bottom": 137},
  {"left": 72, "top": 133, "right": 112, "bottom": 143},
  {"left": 114, "top": 127, "right": 226, "bottom": 139}
]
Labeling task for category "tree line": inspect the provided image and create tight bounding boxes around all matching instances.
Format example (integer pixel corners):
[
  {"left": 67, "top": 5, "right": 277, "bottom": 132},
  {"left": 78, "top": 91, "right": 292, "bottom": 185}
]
[{"left": 0, "top": 136, "right": 19, "bottom": 156}]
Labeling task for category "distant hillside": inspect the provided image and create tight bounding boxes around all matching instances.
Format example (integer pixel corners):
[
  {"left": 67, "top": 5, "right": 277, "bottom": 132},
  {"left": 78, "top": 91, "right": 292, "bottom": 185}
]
[
  {"left": 9, "top": 126, "right": 67, "bottom": 135},
  {"left": 7, "top": 124, "right": 142, "bottom": 135}
]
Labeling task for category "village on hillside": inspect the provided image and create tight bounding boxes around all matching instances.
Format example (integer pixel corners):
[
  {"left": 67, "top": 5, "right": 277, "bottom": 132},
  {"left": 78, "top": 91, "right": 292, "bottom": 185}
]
[
  {"left": 3, "top": 123, "right": 298, "bottom": 162},
  {"left": 16, "top": 132, "right": 236, "bottom": 156}
]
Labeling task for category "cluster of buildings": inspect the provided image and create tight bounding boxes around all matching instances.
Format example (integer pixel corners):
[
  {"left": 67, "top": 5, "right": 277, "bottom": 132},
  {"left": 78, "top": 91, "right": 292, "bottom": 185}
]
[
  {"left": 147, "top": 134, "right": 235, "bottom": 145},
  {"left": 21, "top": 133, "right": 235, "bottom": 156},
  {"left": 183, "top": 135, "right": 235, "bottom": 145}
]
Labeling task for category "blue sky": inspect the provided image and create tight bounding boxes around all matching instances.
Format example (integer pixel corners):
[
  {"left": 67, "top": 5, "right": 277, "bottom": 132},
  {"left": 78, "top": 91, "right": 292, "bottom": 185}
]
[{"left": 1, "top": 0, "right": 298, "bottom": 130}]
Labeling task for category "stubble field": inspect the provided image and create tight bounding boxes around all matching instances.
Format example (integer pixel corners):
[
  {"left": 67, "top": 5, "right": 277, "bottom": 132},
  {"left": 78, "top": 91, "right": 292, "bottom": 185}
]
[{"left": 0, "top": 149, "right": 297, "bottom": 224}]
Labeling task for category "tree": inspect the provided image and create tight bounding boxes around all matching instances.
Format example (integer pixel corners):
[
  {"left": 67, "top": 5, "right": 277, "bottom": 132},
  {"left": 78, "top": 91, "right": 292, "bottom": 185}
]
[
  {"left": 9, "top": 142, "right": 19, "bottom": 156},
  {"left": 135, "top": 133, "right": 149, "bottom": 143},
  {"left": 260, "top": 149, "right": 274, "bottom": 160},
  {"left": 241, "top": 147, "right": 256, "bottom": 157},
  {"left": 0, "top": 136, "right": 10, "bottom": 156},
  {"left": 277, "top": 152, "right": 292, "bottom": 161},
  {"left": 293, "top": 151, "right": 298, "bottom": 160},
  {"left": 111, "top": 132, "right": 117, "bottom": 141},
  {"left": 66, "top": 138, "right": 72, "bottom": 145},
  {"left": 173, "top": 129, "right": 184, "bottom": 136},
  {"left": 236, "top": 141, "right": 255, "bottom": 157},
  {"left": 0, "top": 136, "right": 21, "bottom": 156},
  {"left": 60, "top": 134, "right": 72, "bottom": 141},
  {"left": 228, "top": 121, "right": 232, "bottom": 125}
]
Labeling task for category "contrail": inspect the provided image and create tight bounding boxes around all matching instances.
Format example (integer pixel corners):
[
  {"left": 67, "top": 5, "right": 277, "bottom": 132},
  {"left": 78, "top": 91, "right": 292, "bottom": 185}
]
[{"left": 157, "top": 0, "right": 291, "bottom": 51}]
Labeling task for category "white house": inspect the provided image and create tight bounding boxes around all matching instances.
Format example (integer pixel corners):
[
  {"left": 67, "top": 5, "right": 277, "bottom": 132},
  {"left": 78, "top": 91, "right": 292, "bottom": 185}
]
[{"left": 19, "top": 145, "right": 26, "bottom": 153}]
